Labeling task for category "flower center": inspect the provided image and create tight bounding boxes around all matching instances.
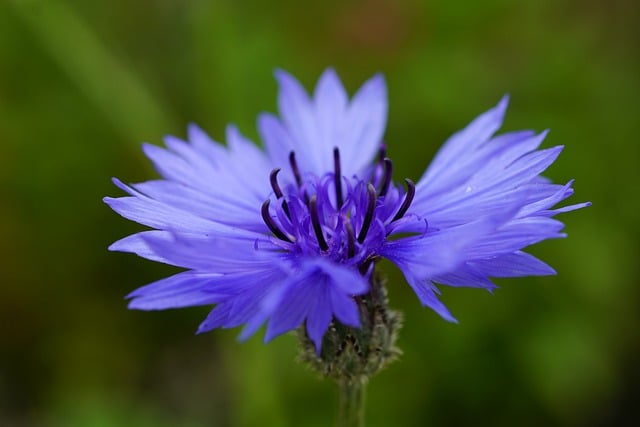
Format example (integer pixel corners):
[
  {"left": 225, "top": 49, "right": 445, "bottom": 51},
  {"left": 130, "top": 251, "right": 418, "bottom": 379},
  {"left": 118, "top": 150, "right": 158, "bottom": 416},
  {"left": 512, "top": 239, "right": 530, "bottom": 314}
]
[{"left": 261, "top": 147, "right": 415, "bottom": 264}]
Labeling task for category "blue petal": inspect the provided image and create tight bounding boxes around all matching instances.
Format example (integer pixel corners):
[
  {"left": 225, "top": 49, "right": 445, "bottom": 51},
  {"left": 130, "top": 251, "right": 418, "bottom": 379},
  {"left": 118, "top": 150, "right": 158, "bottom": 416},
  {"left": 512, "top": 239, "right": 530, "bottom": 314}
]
[
  {"left": 419, "top": 95, "right": 509, "bottom": 188},
  {"left": 381, "top": 213, "right": 511, "bottom": 280},
  {"left": 109, "top": 231, "right": 163, "bottom": 262},
  {"left": 127, "top": 272, "right": 224, "bottom": 310},
  {"left": 339, "top": 72, "right": 387, "bottom": 178},
  {"left": 237, "top": 259, "right": 368, "bottom": 351},
  {"left": 464, "top": 217, "right": 566, "bottom": 260},
  {"left": 313, "top": 258, "right": 369, "bottom": 295},
  {"left": 545, "top": 201, "right": 591, "bottom": 215},
  {"left": 412, "top": 143, "right": 564, "bottom": 229},
  {"left": 105, "top": 178, "right": 266, "bottom": 234},
  {"left": 142, "top": 143, "right": 197, "bottom": 186},
  {"left": 432, "top": 265, "right": 497, "bottom": 291},
  {"left": 196, "top": 268, "right": 286, "bottom": 333},
  {"left": 306, "top": 283, "right": 333, "bottom": 353},
  {"left": 262, "top": 69, "right": 386, "bottom": 179},
  {"left": 480, "top": 145, "right": 564, "bottom": 190},
  {"left": 274, "top": 69, "right": 324, "bottom": 173},
  {"left": 329, "top": 289, "right": 361, "bottom": 328},
  {"left": 197, "top": 303, "right": 233, "bottom": 333},
  {"left": 412, "top": 186, "right": 531, "bottom": 229},
  {"left": 163, "top": 135, "right": 220, "bottom": 176},
  {"left": 187, "top": 123, "right": 227, "bottom": 160},
  {"left": 257, "top": 112, "right": 297, "bottom": 183},
  {"left": 312, "top": 68, "right": 350, "bottom": 173},
  {"left": 469, "top": 251, "right": 557, "bottom": 277},
  {"left": 314, "top": 69, "right": 349, "bottom": 147},
  {"left": 139, "top": 231, "right": 281, "bottom": 272},
  {"left": 106, "top": 124, "right": 275, "bottom": 234},
  {"left": 405, "top": 275, "right": 458, "bottom": 323},
  {"left": 264, "top": 279, "right": 315, "bottom": 343},
  {"left": 518, "top": 180, "right": 591, "bottom": 218},
  {"left": 415, "top": 130, "right": 539, "bottom": 199},
  {"left": 104, "top": 193, "right": 222, "bottom": 234},
  {"left": 130, "top": 180, "right": 265, "bottom": 231}
]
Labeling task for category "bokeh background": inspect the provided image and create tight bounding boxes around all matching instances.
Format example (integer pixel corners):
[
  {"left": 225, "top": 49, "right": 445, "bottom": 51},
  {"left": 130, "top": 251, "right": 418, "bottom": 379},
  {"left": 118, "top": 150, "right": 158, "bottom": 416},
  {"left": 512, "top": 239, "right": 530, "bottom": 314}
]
[{"left": 1, "top": 0, "right": 638, "bottom": 426}]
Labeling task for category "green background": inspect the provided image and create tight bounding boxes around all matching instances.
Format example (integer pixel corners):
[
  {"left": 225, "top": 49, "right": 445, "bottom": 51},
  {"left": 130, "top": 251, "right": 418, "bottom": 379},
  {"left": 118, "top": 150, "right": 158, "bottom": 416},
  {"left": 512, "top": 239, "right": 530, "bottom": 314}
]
[{"left": 1, "top": 0, "right": 638, "bottom": 426}]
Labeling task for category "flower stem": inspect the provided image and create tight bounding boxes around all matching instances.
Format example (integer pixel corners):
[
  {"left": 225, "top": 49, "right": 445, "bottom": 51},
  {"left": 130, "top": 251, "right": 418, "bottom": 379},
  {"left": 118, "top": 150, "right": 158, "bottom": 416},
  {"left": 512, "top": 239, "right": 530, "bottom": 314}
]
[{"left": 337, "top": 379, "right": 366, "bottom": 427}]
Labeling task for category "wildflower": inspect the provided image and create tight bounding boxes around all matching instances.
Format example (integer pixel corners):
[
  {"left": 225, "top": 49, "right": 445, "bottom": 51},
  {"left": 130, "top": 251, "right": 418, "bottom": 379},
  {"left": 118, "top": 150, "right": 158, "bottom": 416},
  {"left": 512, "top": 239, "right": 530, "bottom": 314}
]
[{"left": 105, "top": 69, "right": 588, "bottom": 354}]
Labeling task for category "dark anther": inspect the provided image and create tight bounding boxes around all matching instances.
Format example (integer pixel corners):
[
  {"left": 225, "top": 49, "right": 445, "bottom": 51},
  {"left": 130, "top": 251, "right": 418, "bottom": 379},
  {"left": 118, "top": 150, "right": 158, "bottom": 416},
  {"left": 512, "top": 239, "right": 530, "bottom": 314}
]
[
  {"left": 269, "top": 168, "right": 284, "bottom": 198},
  {"left": 288, "top": 151, "right": 303, "bottom": 187},
  {"left": 333, "top": 147, "right": 343, "bottom": 209},
  {"left": 358, "top": 183, "right": 377, "bottom": 243},
  {"left": 392, "top": 178, "right": 416, "bottom": 222},
  {"left": 344, "top": 218, "right": 355, "bottom": 258},
  {"left": 378, "top": 158, "right": 393, "bottom": 197},
  {"left": 309, "top": 195, "right": 329, "bottom": 251},
  {"left": 289, "top": 151, "right": 309, "bottom": 204},
  {"left": 378, "top": 144, "right": 387, "bottom": 163},
  {"left": 261, "top": 200, "right": 293, "bottom": 243},
  {"left": 269, "top": 168, "right": 290, "bottom": 218}
]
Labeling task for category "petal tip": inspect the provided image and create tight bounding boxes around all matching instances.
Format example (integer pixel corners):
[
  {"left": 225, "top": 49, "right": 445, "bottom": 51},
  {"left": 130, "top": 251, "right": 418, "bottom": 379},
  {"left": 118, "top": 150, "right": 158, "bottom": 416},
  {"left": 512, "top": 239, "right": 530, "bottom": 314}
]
[
  {"left": 109, "top": 177, "right": 129, "bottom": 191},
  {"left": 499, "top": 93, "right": 510, "bottom": 108},
  {"left": 127, "top": 299, "right": 147, "bottom": 310},
  {"left": 195, "top": 323, "right": 210, "bottom": 335},
  {"left": 438, "top": 308, "right": 459, "bottom": 323},
  {"left": 319, "top": 66, "right": 338, "bottom": 80},
  {"left": 274, "top": 68, "right": 294, "bottom": 84},
  {"left": 364, "top": 72, "right": 387, "bottom": 95},
  {"left": 187, "top": 122, "right": 202, "bottom": 133},
  {"left": 492, "top": 94, "right": 510, "bottom": 121}
]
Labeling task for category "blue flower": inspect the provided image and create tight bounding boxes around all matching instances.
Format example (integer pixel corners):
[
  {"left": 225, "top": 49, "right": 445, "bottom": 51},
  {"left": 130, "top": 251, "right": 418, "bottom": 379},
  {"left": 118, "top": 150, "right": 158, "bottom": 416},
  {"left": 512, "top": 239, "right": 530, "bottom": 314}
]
[{"left": 105, "top": 69, "right": 589, "bottom": 352}]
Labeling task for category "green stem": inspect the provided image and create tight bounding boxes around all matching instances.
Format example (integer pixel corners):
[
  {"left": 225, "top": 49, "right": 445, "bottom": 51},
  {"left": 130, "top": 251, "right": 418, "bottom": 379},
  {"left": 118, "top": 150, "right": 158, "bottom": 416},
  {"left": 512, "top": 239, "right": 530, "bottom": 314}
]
[{"left": 337, "top": 379, "right": 366, "bottom": 427}]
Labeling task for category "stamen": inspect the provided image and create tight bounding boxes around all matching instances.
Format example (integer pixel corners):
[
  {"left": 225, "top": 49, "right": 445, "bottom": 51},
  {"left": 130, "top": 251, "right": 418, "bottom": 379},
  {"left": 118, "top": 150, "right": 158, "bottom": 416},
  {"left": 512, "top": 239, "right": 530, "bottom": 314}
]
[
  {"left": 392, "top": 179, "right": 416, "bottom": 222},
  {"left": 344, "top": 218, "right": 355, "bottom": 258},
  {"left": 378, "top": 158, "right": 393, "bottom": 197},
  {"left": 288, "top": 151, "right": 303, "bottom": 187},
  {"left": 261, "top": 200, "right": 293, "bottom": 243},
  {"left": 309, "top": 195, "right": 329, "bottom": 251},
  {"left": 358, "top": 183, "right": 377, "bottom": 243},
  {"left": 289, "top": 151, "right": 308, "bottom": 204},
  {"left": 333, "top": 147, "right": 343, "bottom": 209},
  {"left": 269, "top": 168, "right": 290, "bottom": 218},
  {"left": 378, "top": 144, "right": 387, "bottom": 163},
  {"left": 269, "top": 168, "right": 284, "bottom": 198}
]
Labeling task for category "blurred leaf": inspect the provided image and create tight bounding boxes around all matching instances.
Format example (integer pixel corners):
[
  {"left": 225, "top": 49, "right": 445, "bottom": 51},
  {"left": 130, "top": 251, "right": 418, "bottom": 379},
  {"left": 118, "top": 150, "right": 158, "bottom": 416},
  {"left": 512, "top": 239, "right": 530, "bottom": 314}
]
[{"left": 8, "top": 0, "right": 176, "bottom": 142}]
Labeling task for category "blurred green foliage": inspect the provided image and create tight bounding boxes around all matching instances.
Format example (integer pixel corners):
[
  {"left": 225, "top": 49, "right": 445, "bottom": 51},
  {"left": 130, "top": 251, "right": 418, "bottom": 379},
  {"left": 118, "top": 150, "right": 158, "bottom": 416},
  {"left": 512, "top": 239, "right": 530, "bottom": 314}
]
[{"left": 0, "top": 0, "right": 638, "bottom": 426}]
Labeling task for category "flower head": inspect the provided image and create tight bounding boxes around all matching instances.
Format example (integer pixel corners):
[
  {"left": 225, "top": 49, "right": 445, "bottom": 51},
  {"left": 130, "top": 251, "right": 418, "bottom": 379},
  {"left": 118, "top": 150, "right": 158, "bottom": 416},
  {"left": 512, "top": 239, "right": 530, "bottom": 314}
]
[{"left": 105, "top": 69, "right": 589, "bottom": 352}]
